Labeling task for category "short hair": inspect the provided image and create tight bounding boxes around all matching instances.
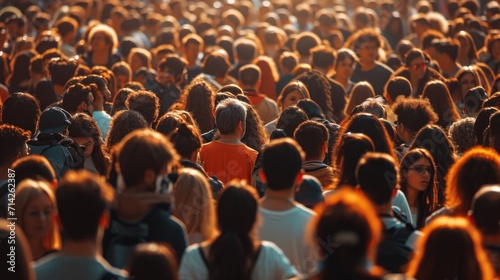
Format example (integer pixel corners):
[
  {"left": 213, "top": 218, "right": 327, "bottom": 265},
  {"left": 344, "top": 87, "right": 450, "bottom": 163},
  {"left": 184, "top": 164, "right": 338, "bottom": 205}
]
[
  {"left": 62, "top": 83, "right": 96, "bottom": 114},
  {"left": 158, "top": 54, "right": 187, "bottom": 83},
  {"left": 48, "top": 57, "right": 79, "bottom": 86},
  {"left": 11, "top": 155, "right": 56, "bottom": 183},
  {"left": 55, "top": 16, "right": 78, "bottom": 37},
  {"left": 277, "top": 106, "right": 309, "bottom": 137},
  {"left": 125, "top": 90, "right": 160, "bottom": 125},
  {"left": 356, "top": 152, "right": 399, "bottom": 205},
  {"left": 471, "top": 185, "right": 500, "bottom": 235},
  {"left": 202, "top": 51, "right": 231, "bottom": 78},
  {"left": 215, "top": 98, "right": 247, "bottom": 135},
  {"left": 233, "top": 38, "right": 257, "bottom": 62},
  {"left": 116, "top": 129, "right": 179, "bottom": 187},
  {"left": 294, "top": 120, "right": 328, "bottom": 160},
  {"left": 56, "top": 170, "right": 114, "bottom": 240},
  {"left": 279, "top": 51, "right": 298, "bottom": 72},
  {"left": 352, "top": 28, "right": 381, "bottom": 51},
  {"left": 0, "top": 124, "right": 30, "bottom": 166},
  {"left": 311, "top": 45, "right": 336, "bottom": 69},
  {"left": 2, "top": 93, "right": 41, "bottom": 135},
  {"left": 385, "top": 77, "right": 412, "bottom": 103},
  {"left": 182, "top": 33, "right": 203, "bottom": 49},
  {"left": 262, "top": 138, "right": 305, "bottom": 190},
  {"left": 432, "top": 39, "right": 459, "bottom": 61},
  {"left": 293, "top": 32, "right": 321, "bottom": 57},
  {"left": 238, "top": 64, "right": 261, "bottom": 87},
  {"left": 392, "top": 97, "right": 438, "bottom": 134},
  {"left": 464, "top": 86, "right": 488, "bottom": 116},
  {"left": 127, "top": 243, "right": 179, "bottom": 280}
]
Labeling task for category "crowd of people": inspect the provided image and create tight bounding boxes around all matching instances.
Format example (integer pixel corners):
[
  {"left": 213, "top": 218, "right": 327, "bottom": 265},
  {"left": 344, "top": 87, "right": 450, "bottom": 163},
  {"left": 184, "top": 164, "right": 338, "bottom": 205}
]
[{"left": 1, "top": 0, "right": 500, "bottom": 279}]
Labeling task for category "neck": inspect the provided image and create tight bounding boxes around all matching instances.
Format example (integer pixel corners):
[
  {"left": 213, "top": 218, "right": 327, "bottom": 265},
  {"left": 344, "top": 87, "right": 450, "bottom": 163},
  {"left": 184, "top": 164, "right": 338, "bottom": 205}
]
[
  {"left": 54, "top": 84, "right": 65, "bottom": 96},
  {"left": 29, "top": 238, "right": 46, "bottom": 260},
  {"left": 335, "top": 75, "right": 348, "bottom": 87},
  {"left": 440, "top": 59, "right": 458, "bottom": 73},
  {"left": 217, "top": 133, "right": 242, "bottom": 144},
  {"left": 61, "top": 238, "right": 98, "bottom": 258},
  {"left": 314, "top": 67, "right": 327, "bottom": 75},
  {"left": 406, "top": 186, "right": 418, "bottom": 207},
  {"left": 261, "top": 189, "right": 296, "bottom": 211},
  {"left": 360, "top": 60, "right": 376, "bottom": 71},
  {"left": 93, "top": 99, "right": 104, "bottom": 111}
]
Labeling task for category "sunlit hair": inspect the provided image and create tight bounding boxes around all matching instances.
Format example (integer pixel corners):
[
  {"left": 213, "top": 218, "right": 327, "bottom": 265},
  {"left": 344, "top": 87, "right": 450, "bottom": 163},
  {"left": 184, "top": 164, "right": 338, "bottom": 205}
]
[
  {"left": 445, "top": 147, "right": 500, "bottom": 216},
  {"left": 88, "top": 24, "right": 119, "bottom": 53},
  {"left": 16, "top": 179, "right": 61, "bottom": 254},
  {"left": 399, "top": 148, "right": 438, "bottom": 229},
  {"left": 276, "top": 80, "right": 310, "bottom": 111},
  {"left": 309, "top": 188, "right": 382, "bottom": 279},
  {"left": 345, "top": 81, "right": 375, "bottom": 116},
  {"left": 421, "top": 80, "right": 461, "bottom": 129},
  {"left": 127, "top": 242, "right": 178, "bottom": 280},
  {"left": 174, "top": 169, "right": 217, "bottom": 242},
  {"left": 407, "top": 216, "right": 494, "bottom": 280}
]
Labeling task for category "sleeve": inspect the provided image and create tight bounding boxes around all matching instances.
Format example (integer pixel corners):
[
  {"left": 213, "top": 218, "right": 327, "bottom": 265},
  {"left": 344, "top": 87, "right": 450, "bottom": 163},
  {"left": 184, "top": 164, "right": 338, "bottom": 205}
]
[
  {"left": 392, "top": 190, "right": 413, "bottom": 225},
  {"left": 265, "top": 243, "right": 298, "bottom": 279},
  {"left": 178, "top": 245, "right": 203, "bottom": 280}
]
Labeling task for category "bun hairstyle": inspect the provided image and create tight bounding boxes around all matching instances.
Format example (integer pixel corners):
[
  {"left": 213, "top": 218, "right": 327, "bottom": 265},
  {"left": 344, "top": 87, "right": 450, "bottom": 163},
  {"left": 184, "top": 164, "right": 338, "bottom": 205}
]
[{"left": 169, "top": 122, "right": 202, "bottom": 159}]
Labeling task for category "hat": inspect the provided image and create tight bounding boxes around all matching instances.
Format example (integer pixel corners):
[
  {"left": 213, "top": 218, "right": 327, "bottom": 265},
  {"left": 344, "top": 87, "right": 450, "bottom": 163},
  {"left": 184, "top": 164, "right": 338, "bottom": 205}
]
[
  {"left": 295, "top": 175, "right": 324, "bottom": 208},
  {"left": 39, "top": 107, "right": 72, "bottom": 134}
]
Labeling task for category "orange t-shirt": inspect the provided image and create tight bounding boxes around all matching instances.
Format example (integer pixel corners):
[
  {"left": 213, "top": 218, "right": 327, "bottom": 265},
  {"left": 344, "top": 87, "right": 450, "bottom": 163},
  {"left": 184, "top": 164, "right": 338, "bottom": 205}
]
[{"left": 200, "top": 141, "right": 258, "bottom": 184}]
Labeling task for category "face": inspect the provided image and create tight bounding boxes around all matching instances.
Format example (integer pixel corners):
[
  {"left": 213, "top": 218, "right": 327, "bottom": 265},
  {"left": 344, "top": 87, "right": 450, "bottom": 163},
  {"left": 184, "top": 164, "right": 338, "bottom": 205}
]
[
  {"left": 408, "top": 57, "right": 427, "bottom": 80},
  {"left": 91, "top": 32, "right": 111, "bottom": 51},
  {"left": 405, "top": 157, "right": 432, "bottom": 192},
  {"left": 82, "top": 92, "right": 94, "bottom": 115},
  {"left": 336, "top": 58, "right": 355, "bottom": 78},
  {"left": 22, "top": 193, "right": 54, "bottom": 239},
  {"left": 74, "top": 136, "right": 95, "bottom": 158},
  {"left": 357, "top": 41, "right": 378, "bottom": 63},
  {"left": 460, "top": 73, "right": 478, "bottom": 97},
  {"left": 184, "top": 43, "right": 200, "bottom": 64},
  {"left": 282, "top": 90, "right": 304, "bottom": 109},
  {"left": 130, "top": 54, "right": 145, "bottom": 74},
  {"left": 116, "top": 74, "right": 129, "bottom": 90},
  {"left": 157, "top": 67, "right": 176, "bottom": 85}
]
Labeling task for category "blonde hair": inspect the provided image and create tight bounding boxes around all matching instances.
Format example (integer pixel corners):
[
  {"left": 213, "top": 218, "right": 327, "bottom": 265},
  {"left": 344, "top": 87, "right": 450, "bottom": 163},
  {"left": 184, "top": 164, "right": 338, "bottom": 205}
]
[
  {"left": 174, "top": 169, "right": 217, "bottom": 242},
  {"left": 16, "top": 179, "right": 61, "bottom": 253}
]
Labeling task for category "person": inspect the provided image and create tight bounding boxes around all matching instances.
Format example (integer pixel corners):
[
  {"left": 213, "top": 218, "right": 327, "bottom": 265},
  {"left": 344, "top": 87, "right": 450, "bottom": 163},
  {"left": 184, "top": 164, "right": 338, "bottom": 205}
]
[
  {"left": 228, "top": 37, "right": 258, "bottom": 79},
  {"left": 181, "top": 33, "right": 203, "bottom": 84},
  {"left": 103, "top": 129, "right": 188, "bottom": 268},
  {"left": 463, "top": 86, "right": 488, "bottom": 118},
  {"left": 178, "top": 181, "right": 297, "bottom": 280},
  {"left": 344, "top": 81, "right": 375, "bottom": 116},
  {"left": 182, "top": 80, "right": 215, "bottom": 134},
  {"left": 0, "top": 218, "right": 36, "bottom": 280},
  {"left": 349, "top": 28, "right": 393, "bottom": 95},
  {"left": 332, "top": 48, "right": 358, "bottom": 95},
  {"left": 16, "top": 179, "right": 61, "bottom": 260},
  {"left": 62, "top": 83, "right": 96, "bottom": 116},
  {"left": 0, "top": 124, "right": 31, "bottom": 218},
  {"left": 293, "top": 120, "right": 334, "bottom": 188},
  {"left": 238, "top": 64, "right": 279, "bottom": 124},
  {"left": 406, "top": 216, "right": 494, "bottom": 280},
  {"left": 392, "top": 48, "right": 444, "bottom": 97},
  {"left": 426, "top": 147, "right": 500, "bottom": 223},
  {"left": 309, "top": 188, "right": 384, "bottom": 279},
  {"left": 80, "top": 74, "right": 112, "bottom": 138},
  {"left": 28, "top": 107, "right": 85, "bottom": 179},
  {"left": 392, "top": 97, "right": 438, "bottom": 155},
  {"left": 104, "top": 110, "right": 149, "bottom": 153},
  {"left": 1, "top": 92, "right": 41, "bottom": 136},
  {"left": 83, "top": 24, "right": 122, "bottom": 69},
  {"left": 258, "top": 138, "right": 316, "bottom": 277},
  {"left": 432, "top": 38, "right": 461, "bottom": 78},
  {"left": 126, "top": 243, "right": 179, "bottom": 280},
  {"left": 356, "top": 152, "right": 421, "bottom": 273},
  {"left": 68, "top": 113, "right": 109, "bottom": 176},
  {"left": 34, "top": 170, "right": 126, "bottom": 280},
  {"left": 421, "top": 80, "right": 461, "bottom": 129},
  {"left": 125, "top": 90, "right": 160, "bottom": 127},
  {"left": 470, "top": 185, "right": 500, "bottom": 275},
  {"left": 399, "top": 149, "right": 438, "bottom": 229},
  {"left": 448, "top": 117, "right": 476, "bottom": 156},
  {"left": 199, "top": 98, "right": 258, "bottom": 184},
  {"left": 173, "top": 169, "right": 217, "bottom": 245}
]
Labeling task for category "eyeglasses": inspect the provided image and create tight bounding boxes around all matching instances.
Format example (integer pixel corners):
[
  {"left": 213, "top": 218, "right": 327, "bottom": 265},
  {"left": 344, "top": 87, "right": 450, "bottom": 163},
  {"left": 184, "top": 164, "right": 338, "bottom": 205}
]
[
  {"left": 408, "top": 166, "right": 432, "bottom": 175},
  {"left": 411, "top": 62, "right": 427, "bottom": 70}
]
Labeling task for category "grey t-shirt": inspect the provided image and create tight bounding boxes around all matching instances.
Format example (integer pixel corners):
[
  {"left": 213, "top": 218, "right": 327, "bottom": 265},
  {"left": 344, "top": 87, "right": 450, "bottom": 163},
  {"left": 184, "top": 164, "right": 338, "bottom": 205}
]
[{"left": 35, "top": 254, "right": 126, "bottom": 280}]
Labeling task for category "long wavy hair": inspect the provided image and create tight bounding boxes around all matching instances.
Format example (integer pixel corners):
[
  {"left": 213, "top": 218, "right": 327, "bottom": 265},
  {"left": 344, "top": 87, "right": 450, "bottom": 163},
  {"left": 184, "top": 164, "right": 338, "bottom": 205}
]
[{"left": 183, "top": 80, "right": 215, "bottom": 134}]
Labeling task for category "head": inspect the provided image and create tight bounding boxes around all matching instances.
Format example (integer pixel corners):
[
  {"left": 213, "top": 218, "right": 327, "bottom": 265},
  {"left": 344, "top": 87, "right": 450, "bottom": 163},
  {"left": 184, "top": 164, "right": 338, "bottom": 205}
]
[
  {"left": 276, "top": 106, "right": 309, "bottom": 137},
  {"left": 128, "top": 48, "right": 152, "bottom": 74},
  {"left": 105, "top": 110, "right": 149, "bottom": 152},
  {"left": 352, "top": 28, "right": 381, "bottom": 64},
  {"left": 446, "top": 147, "right": 500, "bottom": 216},
  {"left": 202, "top": 51, "right": 231, "bottom": 79},
  {"left": 277, "top": 80, "right": 310, "bottom": 111},
  {"left": 0, "top": 124, "right": 30, "bottom": 168},
  {"left": 422, "top": 80, "right": 461, "bottom": 128},
  {"left": 405, "top": 49, "right": 428, "bottom": 82},
  {"left": 293, "top": 31, "right": 321, "bottom": 59},
  {"left": 168, "top": 121, "right": 202, "bottom": 161},
  {"left": 125, "top": 90, "right": 160, "bottom": 126},
  {"left": 464, "top": 86, "right": 488, "bottom": 118},
  {"left": 311, "top": 45, "right": 336, "bottom": 70},
  {"left": 88, "top": 24, "right": 118, "bottom": 53},
  {"left": 238, "top": 64, "right": 261, "bottom": 88},
  {"left": 127, "top": 243, "right": 178, "bottom": 280},
  {"left": 334, "top": 48, "right": 358, "bottom": 79},
  {"left": 261, "top": 138, "right": 305, "bottom": 191},
  {"left": 56, "top": 170, "right": 114, "bottom": 241},
  {"left": 448, "top": 117, "right": 476, "bottom": 154},
  {"left": 215, "top": 98, "right": 247, "bottom": 137},
  {"left": 456, "top": 67, "right": 480, "bottom": 99},
  {"left": 111, "top": 62, "right": 132, "bottom": 90},
  {"left": 2, "top": 92, "right": 41, "bottom": 135},
  {"left": 184, "top": 81, "right": 215, "bottom": 133},
  {"left": 62, "top": 83, "right": 96, "bottom": 116},
  {"left": 356, "top": 152, "right": 399, "bottom": 206},
  {"left": 392, "top": 97, "right": 438, "bottom": 143},
  {"left": 157, "top": 54, "right": 187, "bottom": 85},
  {"left": 233, "top": 38, "right": 257, "bottom": 63},
  {"left": 345, "top": 82, "right": 375, "bottom": 116},
  {"left": 80, "top": 74, "right": 112, "bottom": 104},
  {"left": 470, "top": 185, "right": 500, "bottom": 236},
  {"left": 407, "top": 217, "right": 493, "bottom": 280},
  {"left": 294, "top": 120, "right": 328, "bottom": 161},
  {"left": 174, "top": 169, "right": 216, "bottom": 240},
  {"left": 333, "top": 133, "right": 375, "bottom": 187},
  {"left": 47, "top": 56, "right": 79, "bottom": 87},
  {"left": 16, "top": 179, "right": 60, "bottom": 251}
]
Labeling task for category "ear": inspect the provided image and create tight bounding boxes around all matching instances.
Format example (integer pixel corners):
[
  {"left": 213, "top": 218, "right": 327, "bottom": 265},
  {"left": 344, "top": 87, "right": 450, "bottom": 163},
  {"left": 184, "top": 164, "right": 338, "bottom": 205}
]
[
  {"left": 295, "top": 170, "right": 304, "bottom": 185},
  {"left": 467, "top": 210, "right": 475, "bottom": 224},
  {"left": 99, "top": 211, "right": 110, "bottom": 229},
  {"left": 259, "top": 168, "right": 267, "bottom": 183},
  {"left": 391, "top": 187, "right": 398, "bottom": 198},
  {"left": 144, "top": 169, "right": 156, "bottom": 187},
  {"left": 321, "top": 141, "right": 328, "bottom": 155}
]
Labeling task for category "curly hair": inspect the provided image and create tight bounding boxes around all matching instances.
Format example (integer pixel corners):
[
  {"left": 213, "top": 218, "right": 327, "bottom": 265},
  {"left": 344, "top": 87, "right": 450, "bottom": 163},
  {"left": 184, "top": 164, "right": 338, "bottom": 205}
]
[
  {"left": 296, "top": 70, "right": 333, "bottom": 120},
  {"left": 105, "top": 110, "right": 149, "bottom": 153},
  {"left": 182, "top": 81, "right": 215, "bottom": 134}
]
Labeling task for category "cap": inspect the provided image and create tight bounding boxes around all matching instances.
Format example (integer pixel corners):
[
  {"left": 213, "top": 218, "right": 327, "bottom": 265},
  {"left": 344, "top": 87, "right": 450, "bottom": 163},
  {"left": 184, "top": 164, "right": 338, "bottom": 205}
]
[
  {"left": 295, "top": 175, "right": 324, "bottom": 208},
  {"left": 39, "top": 107, "right": 72, "bottom": 134}
]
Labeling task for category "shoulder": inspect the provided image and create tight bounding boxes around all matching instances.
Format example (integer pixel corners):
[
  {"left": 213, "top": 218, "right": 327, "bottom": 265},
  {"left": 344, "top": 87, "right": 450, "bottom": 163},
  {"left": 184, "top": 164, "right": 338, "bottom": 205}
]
[{"left": 375, "top": 62, "right": 394, "bottom": 74}]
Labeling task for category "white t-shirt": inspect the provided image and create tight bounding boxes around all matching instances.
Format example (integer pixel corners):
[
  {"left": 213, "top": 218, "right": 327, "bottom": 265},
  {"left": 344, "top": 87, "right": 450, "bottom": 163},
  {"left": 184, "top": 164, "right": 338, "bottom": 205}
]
[
  {"left": 392, "top": 190, "right": 413, "bottom": 225},
  {"left": 258, "top": 204, "right": 316, "bottom": 277},
  {"left": 178, "top": 241, "right": 297, "bottom": 280}
]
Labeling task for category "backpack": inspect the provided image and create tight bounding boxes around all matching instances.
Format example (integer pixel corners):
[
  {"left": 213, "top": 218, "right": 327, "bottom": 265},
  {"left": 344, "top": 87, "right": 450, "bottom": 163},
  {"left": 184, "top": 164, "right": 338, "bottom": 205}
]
[
  {"left": 104, "top": 211, "right": 150, "bottom": 269},
  {"left": 29, "top": 133, "right": 85, "bottom": 173},
  {"left": 376, "top": 212, "right": 415, "bottom": 273}
]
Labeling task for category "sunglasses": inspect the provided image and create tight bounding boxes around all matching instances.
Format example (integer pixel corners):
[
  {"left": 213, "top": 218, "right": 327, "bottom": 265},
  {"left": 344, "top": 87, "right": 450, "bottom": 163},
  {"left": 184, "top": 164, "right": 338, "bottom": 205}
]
[
  {"left": 408, "top": 166, "right": 432, "bottom": 175},
  {"left": 411, "top": 62, "right": 427, "bottom": 70}
]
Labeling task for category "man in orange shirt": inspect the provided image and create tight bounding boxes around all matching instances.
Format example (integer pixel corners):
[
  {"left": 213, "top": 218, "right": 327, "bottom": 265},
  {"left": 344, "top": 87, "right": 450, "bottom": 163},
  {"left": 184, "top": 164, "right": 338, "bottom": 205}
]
[{"left": 200, "top": 98, "right": 258, "bottom": 184}]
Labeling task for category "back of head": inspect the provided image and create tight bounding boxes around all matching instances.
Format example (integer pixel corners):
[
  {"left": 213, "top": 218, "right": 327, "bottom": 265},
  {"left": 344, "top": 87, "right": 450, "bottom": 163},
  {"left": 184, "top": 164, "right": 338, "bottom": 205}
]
[
  {"left": 385, "top": 77, "right": 411, "bottom": 104},
  {"left": 168, "top": 121, "right": 202, "bottom": 159},
  {"left": 56, "top": 170, "right": 113, "bottom": 241},
  {"left": 2, "top": 92, "right": 41, "bottom": 135},
  {"left": 48, "top": 57, "right": 79, "bottom": 86},
  {"left": 116, "top": 129, "right": 179, "bottom": 188},
  {"left": 125, "top": 90, "right": 159, "bottom": 125},
  {"left": 294, "top": 120, "right": 328, "bottom": 160},
  {"left": 127, "top": 243, "right": 178, "bottom": 280},
  {"left": 0, "top": 124, "right": 30, "bottom": 166},
  {"left": 471, "top": 185, "right": 500, "bottom": 236},
  {"left": 276, "top": 106, "right": 309, "bottom": 137},
  {"left": 334, "top": 133, "right": 375, "bottom": 187},
  {"left": 311, "top": 188, "right": 381, "bottom": 279},
  {"left": 262, "top": 138, "right": 305, "bottom": 190},
  {"left": 215, "top": 98, "right": 247, "bottom": 135},
  {"left": 392, "top": 97, "right": 438, "bottom": 134},
  {"left": 356, "top": 152, "right": 398, "bottom": 205},
  {"left": 234, "top": 38, "right": 257, "bottom": 62},
  {"left": 62, "top": 83, "right": 96, "bottom": 115},
  {"left": 448, "top": 117, "right": 475, "bottom": 154},
  {"left": 311, "top": 45, "right": 336, "bottom": 69},
  {"left": 293, "top": 32, "right": 321, "bottom": 57},
  {"left": 11, "top": 155, "right": 56, "bottom": 183},
  {"left": 238, "top": 64, "right": 261, "bottom": 87},
  {"left": 106, "top": 110, "right": 149, "bottom": 151}
]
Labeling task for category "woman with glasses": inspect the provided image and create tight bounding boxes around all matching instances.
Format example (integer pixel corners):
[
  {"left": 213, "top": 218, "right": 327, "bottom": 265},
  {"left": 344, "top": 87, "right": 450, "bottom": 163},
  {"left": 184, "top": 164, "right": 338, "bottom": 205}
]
[
  {"left": 392, "top": 48, "right": 444, "bottom": 97},
  {"left": 16, "top": 179, "right": 61, "bottom": 260},
  {"left": 399, "top": 148, "right": 438, "bottom": 229}
]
